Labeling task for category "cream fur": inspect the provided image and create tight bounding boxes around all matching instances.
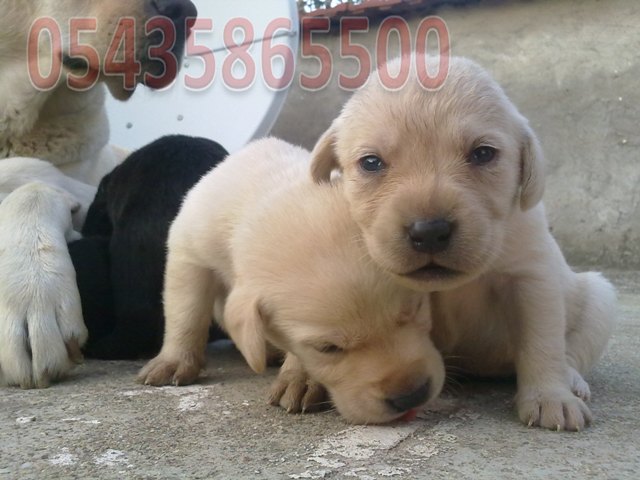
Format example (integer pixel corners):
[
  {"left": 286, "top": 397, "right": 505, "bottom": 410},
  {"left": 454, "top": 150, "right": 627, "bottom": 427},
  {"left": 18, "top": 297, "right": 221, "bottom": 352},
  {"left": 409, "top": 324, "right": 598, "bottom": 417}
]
[
  {"left": 309, "top": 56, "right": 617, "bottom": 431},
  {"left": 0, "top": 158, "right": 97, "bottom": 229},
  {"left": 0, "top": 0, "right": 190, "bottom": 387},
  {"left": 0, "top": 183, "right": 86, "bottom": 388},
  {"left": 0, "top": 0, "right": 162, "bottom": 179},
  {"left": 138, "top": 138, "right": 446, "bottom": 424}
]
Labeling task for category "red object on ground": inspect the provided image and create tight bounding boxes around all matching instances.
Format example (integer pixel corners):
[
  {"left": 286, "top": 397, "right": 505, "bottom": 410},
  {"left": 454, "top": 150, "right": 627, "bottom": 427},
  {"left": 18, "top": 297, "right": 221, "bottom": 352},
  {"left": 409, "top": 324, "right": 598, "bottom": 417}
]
[{"left": 399, "top": 408, "right": 418, "bottom": 422}]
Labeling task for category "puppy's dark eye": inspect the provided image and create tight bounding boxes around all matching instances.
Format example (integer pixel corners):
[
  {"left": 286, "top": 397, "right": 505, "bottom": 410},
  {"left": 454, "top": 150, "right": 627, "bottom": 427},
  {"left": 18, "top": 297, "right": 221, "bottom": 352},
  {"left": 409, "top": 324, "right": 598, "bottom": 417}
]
[
  {"left": 469, "top": 146, "right": 497, "bottom": 166},
  {"left": 359, "top": 155, "right": 386, "bottom": 173},
  {"left": 315, "top": 343, "right": 344, "bottom": 354}
]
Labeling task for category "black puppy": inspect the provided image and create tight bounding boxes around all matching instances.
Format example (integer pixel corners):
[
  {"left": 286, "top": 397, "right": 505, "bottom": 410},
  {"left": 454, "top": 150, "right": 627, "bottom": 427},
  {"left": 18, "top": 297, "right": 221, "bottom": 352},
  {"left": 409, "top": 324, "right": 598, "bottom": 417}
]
[{"left": 69, "top": 135, "right": 228, "bottom": 359}]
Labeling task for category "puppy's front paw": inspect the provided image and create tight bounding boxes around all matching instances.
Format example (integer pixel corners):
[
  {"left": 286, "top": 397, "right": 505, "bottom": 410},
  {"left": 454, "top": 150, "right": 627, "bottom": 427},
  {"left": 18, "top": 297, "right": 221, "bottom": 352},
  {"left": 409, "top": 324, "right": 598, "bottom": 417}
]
[
  {"left": 138, "top": 351, "right": 204, "bottom": 386},
  {"left": 268, "top": 367, "right": 328, "bottom": 414},
  {"left": 516, "top": 385, "right": 593, "bottom": 431},
  {"left": 567, "top": 366, "right": 591, "bottom": 402}
]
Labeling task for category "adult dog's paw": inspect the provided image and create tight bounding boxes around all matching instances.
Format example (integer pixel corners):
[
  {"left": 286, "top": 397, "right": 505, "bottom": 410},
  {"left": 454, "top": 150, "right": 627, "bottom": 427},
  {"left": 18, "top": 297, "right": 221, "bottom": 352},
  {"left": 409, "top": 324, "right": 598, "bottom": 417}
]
[
  {"left": 0, "top": 276, "right": 87, "bottom": 389},
  {"left": 138, "top": 350, "right": 204, "bottom": 386},
  {"left": 268, "top": 365, "right": 328, "bottom": 414},
  {"left": 0, "top": 182, "right": 87, "bottom": 388},
  {"left": 516, "top": 384, "right": 593, "bottom": 431}
]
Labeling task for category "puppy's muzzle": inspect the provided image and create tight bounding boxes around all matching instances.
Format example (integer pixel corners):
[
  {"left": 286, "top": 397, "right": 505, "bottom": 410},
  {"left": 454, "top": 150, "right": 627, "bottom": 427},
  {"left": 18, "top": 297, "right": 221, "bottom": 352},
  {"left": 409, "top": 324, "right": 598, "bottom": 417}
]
[
  {"left": 408, "top": 218, "right": 454, "bottom": 254},
  {"left": 385, "top": 381, "right": 431, "bottom": 413}
]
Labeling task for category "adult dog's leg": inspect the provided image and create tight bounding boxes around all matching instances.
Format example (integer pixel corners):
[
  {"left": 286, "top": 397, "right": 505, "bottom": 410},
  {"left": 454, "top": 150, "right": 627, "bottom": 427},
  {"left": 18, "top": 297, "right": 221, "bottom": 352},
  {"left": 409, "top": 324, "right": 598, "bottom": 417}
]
[
  {"left": 138, "top": 255, "right": 215, "bottom": 386},
  {"left": 0, "top": 184, "right": 87, "bottom": 388}
]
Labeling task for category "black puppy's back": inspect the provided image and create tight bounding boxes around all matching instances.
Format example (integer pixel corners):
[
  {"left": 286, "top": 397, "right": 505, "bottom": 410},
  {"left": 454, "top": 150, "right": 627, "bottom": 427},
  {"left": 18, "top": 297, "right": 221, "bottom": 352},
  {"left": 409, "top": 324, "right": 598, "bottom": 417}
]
[{"left": 73, "top": 135, "right": 227, "bottom": 359}]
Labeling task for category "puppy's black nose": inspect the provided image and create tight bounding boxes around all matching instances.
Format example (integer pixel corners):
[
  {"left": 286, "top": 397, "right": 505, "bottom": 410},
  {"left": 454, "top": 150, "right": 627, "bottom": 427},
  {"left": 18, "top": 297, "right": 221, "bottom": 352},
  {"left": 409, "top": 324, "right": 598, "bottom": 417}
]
[
  {"left": 386, "top": 381, "right": 431, "bottom": 413},
  {"left": 408, "top": 219, "right": 453, "bottom": 254},
  {"left": 150, "top": 0, "right": 197, "bottom": 21}
]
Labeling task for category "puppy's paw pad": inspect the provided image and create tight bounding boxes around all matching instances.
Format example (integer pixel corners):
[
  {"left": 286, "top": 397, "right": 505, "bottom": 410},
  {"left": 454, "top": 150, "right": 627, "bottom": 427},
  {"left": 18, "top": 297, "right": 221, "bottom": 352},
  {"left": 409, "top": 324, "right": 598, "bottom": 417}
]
[
  {"left": 138, "top": 353, "right": 203, "bottom": 387},
  {"left": 269, "top": 375, "right": 328, "bottom": 414},
  {"left": 272, "top": 377, "right": 306, "bottom": 413},
  {"left": 301, "top": 382, "right": 329, "bottom": 413},
  {"left": 567, "top": 367, "right": 591, "bottom": 402},
  {"left": 517, "top": 386, "right": 592, "bottom": 432}
]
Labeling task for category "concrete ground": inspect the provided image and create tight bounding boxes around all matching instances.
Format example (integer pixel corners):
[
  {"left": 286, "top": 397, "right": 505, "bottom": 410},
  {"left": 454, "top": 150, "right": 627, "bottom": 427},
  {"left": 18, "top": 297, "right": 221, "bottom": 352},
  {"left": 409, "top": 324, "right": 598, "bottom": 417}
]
[{"left": 0, "top": 270, "right": 637, "bottom": 480}]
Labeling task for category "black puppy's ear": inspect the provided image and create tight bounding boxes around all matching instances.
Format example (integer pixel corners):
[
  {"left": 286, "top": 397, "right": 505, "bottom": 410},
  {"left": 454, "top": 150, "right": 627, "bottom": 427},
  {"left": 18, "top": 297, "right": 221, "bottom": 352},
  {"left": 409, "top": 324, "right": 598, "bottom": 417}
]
[
  {"left": 223, "top": 286, "right": 268, "bottom": 374},
  {"left": 310, "top": 122, "right": 340, "bottom": 183},
  {"left": 519, "top": 122, "right": 546, "bottom": 211}
]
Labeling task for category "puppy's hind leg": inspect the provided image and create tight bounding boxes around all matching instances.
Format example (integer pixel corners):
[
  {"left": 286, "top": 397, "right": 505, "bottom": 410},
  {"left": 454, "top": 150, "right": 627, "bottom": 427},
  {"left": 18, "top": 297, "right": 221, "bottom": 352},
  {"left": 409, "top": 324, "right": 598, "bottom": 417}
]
[
  {"left": 138, "top": 256, "right": 216, "bottom": 386},
  {"left": 564, "top": 272, "right": 617, "bottom": 399}
]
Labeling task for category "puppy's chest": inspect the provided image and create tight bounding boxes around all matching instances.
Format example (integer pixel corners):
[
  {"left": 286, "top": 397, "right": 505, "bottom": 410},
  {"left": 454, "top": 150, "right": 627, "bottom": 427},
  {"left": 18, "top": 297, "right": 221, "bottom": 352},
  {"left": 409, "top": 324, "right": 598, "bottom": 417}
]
[{"left": 431, "top": 275, "right": 517, "bottom": 375}]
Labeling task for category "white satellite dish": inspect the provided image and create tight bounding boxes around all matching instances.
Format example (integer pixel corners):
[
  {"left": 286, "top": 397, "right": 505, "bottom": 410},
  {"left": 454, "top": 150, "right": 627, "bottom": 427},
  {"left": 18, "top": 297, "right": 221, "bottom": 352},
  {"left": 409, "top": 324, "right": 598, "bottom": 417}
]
[{"left": 106, "top": 0, "right": 299, "bottom": 153}]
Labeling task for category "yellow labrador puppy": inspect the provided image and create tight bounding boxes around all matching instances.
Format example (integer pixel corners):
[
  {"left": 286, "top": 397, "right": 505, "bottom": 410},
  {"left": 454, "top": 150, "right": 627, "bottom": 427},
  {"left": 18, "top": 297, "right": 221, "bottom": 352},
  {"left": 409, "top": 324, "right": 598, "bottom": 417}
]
[
  {"left": 310, "top": 56, "right": 616, "bottom": 431},
  {"left": 138, "top": 138, "right": 445, "bottom": 424}
]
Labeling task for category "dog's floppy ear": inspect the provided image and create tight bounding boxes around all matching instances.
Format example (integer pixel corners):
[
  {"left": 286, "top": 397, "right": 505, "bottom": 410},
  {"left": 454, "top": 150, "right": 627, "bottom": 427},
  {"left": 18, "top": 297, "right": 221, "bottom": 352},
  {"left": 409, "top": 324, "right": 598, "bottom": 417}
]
[
  {"left": 519, "top": 122, "right": 546, "bottom": 211},
  {"left": 223, "top": 287, "right": 268, "bottom": 373},
  {"left": 310, "top": 123, "right": 340, "bottom": 183}
]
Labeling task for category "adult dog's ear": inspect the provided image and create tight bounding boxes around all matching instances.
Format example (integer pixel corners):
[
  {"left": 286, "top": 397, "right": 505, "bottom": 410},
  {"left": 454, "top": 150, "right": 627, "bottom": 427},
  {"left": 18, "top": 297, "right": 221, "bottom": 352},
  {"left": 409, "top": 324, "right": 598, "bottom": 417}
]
[
  {"left": 223, "top": 287, "right": 267, "bottom": 373},
  {"left": 519, "top": 122, "right": 546, "bottom": 211},
  {"left": 310, "top": 122, "right": 340, "bottom": 183}
]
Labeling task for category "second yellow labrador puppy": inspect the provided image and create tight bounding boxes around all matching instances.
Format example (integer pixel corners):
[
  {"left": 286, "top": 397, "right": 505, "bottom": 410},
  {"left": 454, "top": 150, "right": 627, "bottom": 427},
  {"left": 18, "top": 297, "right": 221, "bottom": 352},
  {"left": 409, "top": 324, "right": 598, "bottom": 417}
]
[
  {"left": 138, "top": 138, "right": 445, "bottom": 424},
  {"left": 309, "top": 56, "right": 617, "bottom": 431}
]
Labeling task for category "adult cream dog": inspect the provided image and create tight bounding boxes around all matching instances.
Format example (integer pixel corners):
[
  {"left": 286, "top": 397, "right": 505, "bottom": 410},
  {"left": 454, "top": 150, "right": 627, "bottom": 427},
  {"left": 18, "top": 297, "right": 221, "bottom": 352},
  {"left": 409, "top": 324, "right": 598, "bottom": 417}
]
[{"left": 0, "top": 0, "right": 196, "bottom": 388}]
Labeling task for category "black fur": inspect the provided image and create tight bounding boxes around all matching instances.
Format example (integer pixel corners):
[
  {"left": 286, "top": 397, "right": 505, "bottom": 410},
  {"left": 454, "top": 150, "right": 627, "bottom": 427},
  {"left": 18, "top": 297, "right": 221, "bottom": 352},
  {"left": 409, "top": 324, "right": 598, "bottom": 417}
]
[{"left": 70, "top": 135, "right": 228, "bottom": 359}]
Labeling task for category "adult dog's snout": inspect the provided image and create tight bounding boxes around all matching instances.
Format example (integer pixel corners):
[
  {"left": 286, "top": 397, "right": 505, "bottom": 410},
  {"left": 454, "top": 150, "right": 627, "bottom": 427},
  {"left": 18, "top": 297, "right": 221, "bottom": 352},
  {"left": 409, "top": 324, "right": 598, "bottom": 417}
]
[
  {"left": 150, "top": 0, "right": 197, "bottom": 22},
  {"left": 408, "top": 219, "right": 454, "bottom": 254},
  {"left": 143, "top": 0, "right": 198, "bottom": 89},
  {"left": 386, "top": 381, "right": 431, "bottom": 413}
]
